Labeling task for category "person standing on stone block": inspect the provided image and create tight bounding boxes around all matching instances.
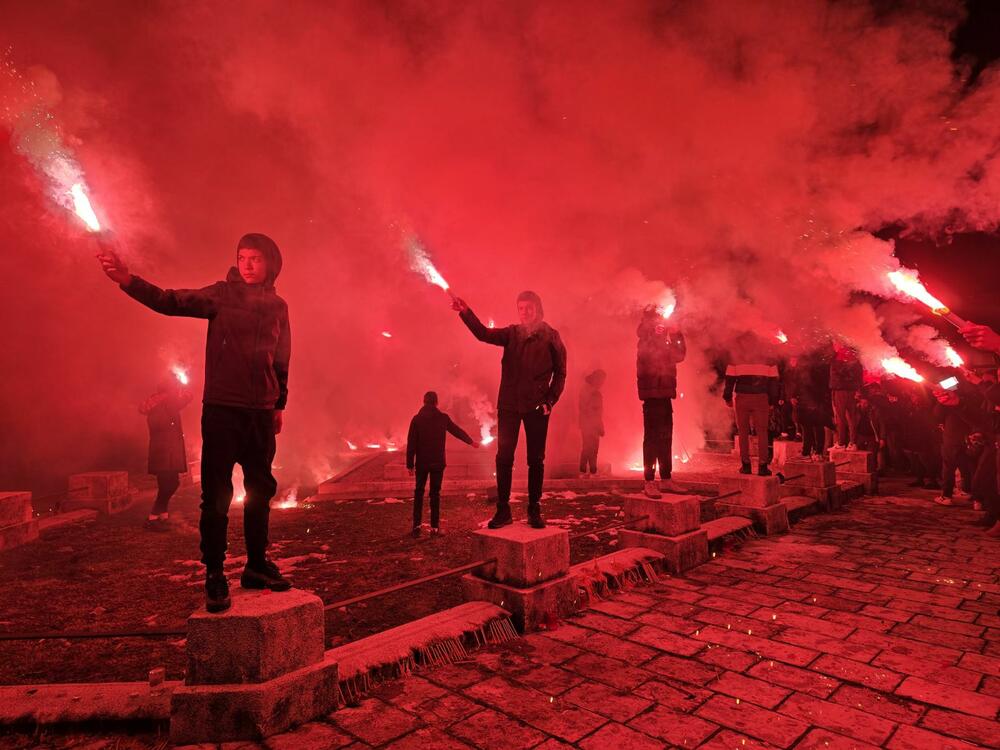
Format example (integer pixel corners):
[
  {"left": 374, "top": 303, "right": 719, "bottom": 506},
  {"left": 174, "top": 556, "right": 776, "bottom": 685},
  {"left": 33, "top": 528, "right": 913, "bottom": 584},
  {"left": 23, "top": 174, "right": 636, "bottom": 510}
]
[
  {"left": 784, "top": 353, "right": 827, "bottom": 461},
  {"left": 724, "top": 360, "right": 780, "bottom": 476},
  {"left": 636, "top": 306, "right": 686, "bottom": 497},
  {"left": 578, "top": 369, "right": 606, "bottom": 478},
  {"left": 406, "top": 390, "right": 477, "bottom": 537},
  {"left": 140, "top": 378, "right": 193, "bottom": 530},
  {"left": 97, "top": 233, "right": 292, "bottom": 613},
  {"left": 451, "top": 291, "right": 567, "bottom": 529},
  {"left": 830, "top": 342, "right": 864, "bottom": 450}
]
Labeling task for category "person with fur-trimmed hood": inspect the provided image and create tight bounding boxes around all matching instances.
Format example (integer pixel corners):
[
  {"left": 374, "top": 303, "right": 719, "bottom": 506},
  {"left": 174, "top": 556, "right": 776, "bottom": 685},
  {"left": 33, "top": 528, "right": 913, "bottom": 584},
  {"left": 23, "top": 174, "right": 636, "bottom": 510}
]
[
  {"left": 452, "top": 291, "right": 567, "bottom": 529},
  {"left": 98, "top": 233, "right": 291, "bottom": 613},
  {"left": 637, "top": 306, "right": 686, "bottom": 497}
]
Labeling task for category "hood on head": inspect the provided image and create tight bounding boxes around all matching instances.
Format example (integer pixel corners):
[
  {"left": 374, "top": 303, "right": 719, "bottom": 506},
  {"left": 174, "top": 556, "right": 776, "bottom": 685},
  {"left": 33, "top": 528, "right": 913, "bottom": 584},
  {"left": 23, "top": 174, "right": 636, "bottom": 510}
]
[
  {"left": 234, "top": 232, "right": 283, "bottom": 285},
  {"left": 517, "top": 290, "right": 544, "bottom": 320}
]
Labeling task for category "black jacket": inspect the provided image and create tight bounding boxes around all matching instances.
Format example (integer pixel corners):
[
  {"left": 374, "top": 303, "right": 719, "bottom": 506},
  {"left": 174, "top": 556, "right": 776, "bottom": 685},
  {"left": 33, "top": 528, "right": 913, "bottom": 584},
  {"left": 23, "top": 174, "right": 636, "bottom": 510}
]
[
  {"left": 406, "top": 405, "right": 475, "bottom": 470},
  {"left": 578, "top": 384, "right": 604, "bottom": 436},
  {"left": 783, "top": 360, "right": 828, "bottom": 410},
  {"left": 636, "top": 320, "right": 686, "bottom": 400},
  {"left": 830, "top": 359, "right": 863, "bottom": 391},
  {"left": 460, "top": 308, "right": 567, "bottom": 414},
  {"left": 723, "top": 364, "right": 780, "bottom": 405},
  {"left": 122, "top": 267, "right": 290, "bottom": 410},
  {"left": 141, "top": 388, "right": 192, "bottom": 474}
]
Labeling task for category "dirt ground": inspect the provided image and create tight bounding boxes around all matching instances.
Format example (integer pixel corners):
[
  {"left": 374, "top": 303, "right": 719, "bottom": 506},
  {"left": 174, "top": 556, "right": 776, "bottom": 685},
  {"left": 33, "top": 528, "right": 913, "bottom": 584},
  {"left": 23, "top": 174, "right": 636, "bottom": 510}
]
[{"left": 0, "top": 480, "right": 631, "bottom": 685}]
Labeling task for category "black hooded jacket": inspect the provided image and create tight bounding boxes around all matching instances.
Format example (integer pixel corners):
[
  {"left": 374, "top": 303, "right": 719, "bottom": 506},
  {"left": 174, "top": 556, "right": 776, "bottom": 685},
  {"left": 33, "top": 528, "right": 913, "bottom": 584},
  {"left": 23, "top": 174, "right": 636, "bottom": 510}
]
[
  {"left": 460, "top": 307, "right": 567, "bottom": 414},
  {"left": 121, "top": 239, "right": 290, "bottom": 411},
  {"left": 406, "top": 405, "right": 475, "bottom": 470},
  {"left": 636, "top": 319, "right": 686, "bottom": 400}
]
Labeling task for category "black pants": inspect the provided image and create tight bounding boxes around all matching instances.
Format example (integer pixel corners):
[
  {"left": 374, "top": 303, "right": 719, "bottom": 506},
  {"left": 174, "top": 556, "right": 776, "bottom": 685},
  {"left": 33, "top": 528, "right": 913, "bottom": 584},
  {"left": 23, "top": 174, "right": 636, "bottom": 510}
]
[
  {"left": 941, "top": 440, "right": 972, "bottom": 498},
  {"left": 798, "top": 406, "right": 825, "bottom": 457},
  {"left": 580, "top": 431, "right": 600, "bottom": 474},
  {"left": 496, "top": 409, "right": 549, "bottom": 507},
  {"left": 200, "top": 404, "right": 277, "bottom": 570},
  {"left": 413, "top": 467, "right": 444, "bottom": 528},
  {"left": 642, "top": 398, "right": 673, "bottom": 481},
  {"left": 973, "top": 441, "right": 998, "bottom": 521},
  {"left": 151, "top": 472, "right": 180, "bottom": 514}
]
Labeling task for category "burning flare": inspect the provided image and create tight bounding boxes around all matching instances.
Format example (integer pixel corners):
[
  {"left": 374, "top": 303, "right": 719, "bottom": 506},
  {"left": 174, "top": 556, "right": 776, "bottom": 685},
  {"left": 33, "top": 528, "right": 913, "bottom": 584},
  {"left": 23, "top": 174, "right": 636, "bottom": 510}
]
[
  {"left": 775, "top": 330, "right": 788, "bottom": 344},
  {"left": 405, "top": 234, "right": 450, "bottom": 292},
  {"left": 69, "top": 183, "right": 101, "bottom": 232},
  {"left": 944, "top": 346, "right": 963, "bottom": 367},
  {"left": 887, "top": 269, "right": 947, "bottom": 313},
  {"left": 881, "top": 356, "right": 924, "bottom": 383},
  {"left": 171, "top": 365, "right": 189, "bottom": 385}
]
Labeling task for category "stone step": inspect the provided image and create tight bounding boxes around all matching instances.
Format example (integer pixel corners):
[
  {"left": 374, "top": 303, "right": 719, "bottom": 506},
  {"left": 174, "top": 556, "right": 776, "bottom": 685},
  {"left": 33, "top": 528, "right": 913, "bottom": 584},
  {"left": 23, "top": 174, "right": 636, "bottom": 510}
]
[{"left": 703, "top": 516, "right": 754, "bottom": 542}]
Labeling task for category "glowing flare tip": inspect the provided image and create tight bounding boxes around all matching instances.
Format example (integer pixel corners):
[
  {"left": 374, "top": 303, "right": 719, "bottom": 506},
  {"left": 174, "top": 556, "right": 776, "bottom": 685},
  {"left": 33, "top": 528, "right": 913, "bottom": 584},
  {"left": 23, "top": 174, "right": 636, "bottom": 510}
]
[
  {"left": 775, "top": 330, "right": 788, "bottom": 344},
  {"left": 659, "top": 301, "right": 675, "bottom": 320},
  {"left": 480, "top": 435, "right": 495, "bottom": 446},
  {"left": 887, "top": 270, "right": 947, "bottom": 312},
  {"left": 69, "top": 183, "right": 101, "bottom": 232},
  {"left": 881, "top": 357, "right": 924, "bottom": 383},
  {"left": 171, "top": 366, "right": 189, "bottom": 385},
  {"left": 944, "top": 346, "right": 963, "bottom": 367}
]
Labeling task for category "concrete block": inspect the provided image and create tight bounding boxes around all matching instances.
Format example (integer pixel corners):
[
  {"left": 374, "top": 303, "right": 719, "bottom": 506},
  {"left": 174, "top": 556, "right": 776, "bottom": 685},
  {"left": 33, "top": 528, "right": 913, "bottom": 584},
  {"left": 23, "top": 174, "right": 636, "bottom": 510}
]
[
  {"left": 170, "top": 653, "right": 339, "bottom": 744},
  {"left": 0, "top": 491, "right": 33, "bottom": 528},
  {"left": 780, "top": 459, "right": 836, "bottom": 488},
  {"left": 773, "top": 440, "right": 800, "bottom": 466},
  {"left": 839, "top": 471, "right": 877, "bottom": 495},
  {"left": 461, "top": 573, "right": 581, "bottom": 632},
  {"left": 186, "top": 589, "right": 325, "bottom": 685},
  {"left": 779, "top": 482, "right": 843, "bottom": 511},
  {"left": 623, "top": 494, "right": 701, "bottom": 536},
  {"left": 0, "top": 519, "right": 39, "bottom": 551},
  {"left": 470, "top": 524, "right": 570, "bottom": 588},
  {"left": 68, "top": 471, "right": 129, "bottom": 500},
  {"left": 717, "top": 474, "right": 779, "bottom": 508},
  {"left": 619, "top": 528, "right": 709, "bottom": 573},
  {"left": 716, "top": 502, "right": 789, "bottom": 536},
  {"left": 829, "top": 449, "right": 876, "bottom": 473}
]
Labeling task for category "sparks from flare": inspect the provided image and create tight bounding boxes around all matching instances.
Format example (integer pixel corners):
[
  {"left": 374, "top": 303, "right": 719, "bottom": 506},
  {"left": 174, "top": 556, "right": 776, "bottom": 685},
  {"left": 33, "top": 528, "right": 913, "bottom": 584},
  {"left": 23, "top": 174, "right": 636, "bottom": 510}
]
[
  {"left": 881, "top": 356, "right": 924, "bottom": 383},
  {"left": 381, "top": 331, "right": 392, "bottom": 339},
  {"left": 405, "top": 234, "right": 450, "bottom": 292},
  {"left": 171, "top": 365, "right": 189, "bottom": 385},
  {"left": 887, "top": 269, "right": 947, "bottom": 312},
  {"left": 69, "top": 183, "right": 101, "bottom": 232}
]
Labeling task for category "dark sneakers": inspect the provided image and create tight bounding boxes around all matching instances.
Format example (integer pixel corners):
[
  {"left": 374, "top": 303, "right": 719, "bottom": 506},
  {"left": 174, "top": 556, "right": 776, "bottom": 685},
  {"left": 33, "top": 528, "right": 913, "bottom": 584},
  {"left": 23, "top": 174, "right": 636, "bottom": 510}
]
[
  {"left": 739, "top": 462, "right": 752, "bottom": 475},
  {"left": 205, "top": 570, "right": 231, "bottom": 613},
  {"left": 527, "top": 504, "right": 545, "bottom": 529},
  {"left": 488, "top": 505, "right": 513, "bottom": 529},
  {"left": 241, "top": 558, "right": 292, "bottom": 591},
  {"left": 758, "top": 464, "right": 772, "bottom": 477}
]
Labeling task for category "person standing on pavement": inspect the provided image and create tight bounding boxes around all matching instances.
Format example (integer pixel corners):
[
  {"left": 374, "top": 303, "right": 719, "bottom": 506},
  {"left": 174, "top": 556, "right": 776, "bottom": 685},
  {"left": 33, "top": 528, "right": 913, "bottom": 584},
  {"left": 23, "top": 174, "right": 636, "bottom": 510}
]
[
  {"left": 140, "top": 377, "right": 193, "bottom": 529},
  {"left": 97, "top": 233, "right": 292, "bottom": 613},
  {"left": 578, "top": 369, "right": 606, "bottom": 478},
  {"left": 406, "top": 391, "right": 478, "bottom": 537},
  {"left": 451, "top": 291, "right": 567, "bottom": 529}
]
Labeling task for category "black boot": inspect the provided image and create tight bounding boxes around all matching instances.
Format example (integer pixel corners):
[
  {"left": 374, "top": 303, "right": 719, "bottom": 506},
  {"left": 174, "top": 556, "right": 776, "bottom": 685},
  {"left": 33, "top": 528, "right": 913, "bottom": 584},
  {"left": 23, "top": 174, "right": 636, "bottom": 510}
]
[
  {"left": 205, "top": 569, "right": 231, "bottom": 613},
  {"left": 739, "top": 461, "right": 752, "bottom": 475},
  {"left": 241, "top": 558, "right": 292, "bottom": 591},
  {"left": 488, "top": 502, "right": 513, "bottom": 529},
  {"left": 758, "top": 463, "right": 772, "bottom": 477},
  {"left": 527, "top": 503, "right": 545, "bottom": 529}
]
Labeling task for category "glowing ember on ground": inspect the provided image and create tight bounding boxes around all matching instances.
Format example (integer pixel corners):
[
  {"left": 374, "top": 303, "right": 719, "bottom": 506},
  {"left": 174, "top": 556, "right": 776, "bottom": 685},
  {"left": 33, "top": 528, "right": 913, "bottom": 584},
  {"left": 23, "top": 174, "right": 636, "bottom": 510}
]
[
  {"left": 775, "top": 330, "right": 788, "bottom": 343},
  {"left": 481, "top": 435, "right": 495, "bottom": 446},
  {"left": 365, "top": 443, "right": 382, "bottom": 449},
  {"left": 344, "top": 439, "right": 357, "bottom": 450},
  {"left": 881, "top": 356, "right": 924, "bottom": 382},
  {"left": 887, "top": 269, "right": 947, "bottom": 312},
  {"left": 381, "top": 331, "right": 392, "bottom": 338},
  {"left": 405, "top": 234, "right": 450, "bottom": 291},
  {"left": 171, "top": 365, "right": 189, "bottom": 385},
  {"left": 944, "top": 346, "right": 963, "bottom": 367},
  {"left": 275, "top": 487, "right": 298, "bottom": 509}
]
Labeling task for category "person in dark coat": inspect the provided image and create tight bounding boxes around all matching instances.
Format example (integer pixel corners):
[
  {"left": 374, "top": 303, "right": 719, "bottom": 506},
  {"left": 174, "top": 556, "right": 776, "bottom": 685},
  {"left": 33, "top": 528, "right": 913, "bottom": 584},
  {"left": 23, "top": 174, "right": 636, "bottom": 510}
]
[
  {"left": 140, "top": 378, "right": 193, "bottom": 528},
  {"left": 784, "top": 353, "right": 828, "bottom": 461},
  {"left": 578, "top": 370, "right": 606, "bottom": 477},
  {"left": 830, "top": 342, "right": 864, "bottom": 449},
  {"left": 636, "top": 307, "right": 686, "bottom": 496},
  {"left": 932, "top": 384, "right": 979, "bottom": 506},
  {"left": 406, "top": 391, "right": 477, "bottom": 536},
  {"left": 98, "top": 233, "right": 291, "bottom": 613},
  {"left": 452, "top": 291, "right": 567, "bottom": 529}
]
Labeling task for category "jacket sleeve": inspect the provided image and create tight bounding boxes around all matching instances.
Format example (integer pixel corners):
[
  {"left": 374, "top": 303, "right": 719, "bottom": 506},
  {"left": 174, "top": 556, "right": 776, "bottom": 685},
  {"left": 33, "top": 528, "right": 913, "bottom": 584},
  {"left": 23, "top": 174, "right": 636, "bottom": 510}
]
[
  {"left": 121, "top": 276, "right": 219, "bottom": 318},
  {"left": 671, "top": 331, "right": 687, "bottom": 364},
  {"left": 406, "top": 417, "right": 418, "bottom": 470},
  {"left": 446, "top": 418, "right": 476, "bottom": 447},
  {"left": 546, "top": 330, "right": 568, "bottom": 407},
  {"left": 459, "top": 308, "right": 510, "bottom": 346},
  {"left": 273, "top": 305, "right": 291, "bottom": 410},
  {"left": 723, "top": 373, "right": 736, "bottom": 403}
]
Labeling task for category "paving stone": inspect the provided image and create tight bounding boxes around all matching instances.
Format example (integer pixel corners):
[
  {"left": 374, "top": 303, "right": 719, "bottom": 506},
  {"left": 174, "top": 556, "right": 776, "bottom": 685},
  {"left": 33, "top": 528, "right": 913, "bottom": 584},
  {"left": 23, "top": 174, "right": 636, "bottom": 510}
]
[
  {"left": 695, "top": 729, "right": 776, "bottom": 749},
  {"left": 777, "top": 627, "right": 879, "bottom": 662},
  {"left": 908, "top": 614, "right": 986, "bottom": 638},
  {"left": 577, "top": 721, "right": 663, "bottom": 750},
  {"left": 264, "top": 721, "right": 356, "bottom": 749},
  {"left": 980, "top": 675, "right": 1000, "bottom": 699},
  {"left": 744, "top": 659, "right": 841, "bottom": 699},
  {"left": 871, "top": 651, "right": 983, "bottom": 690},
  {"left": 571, "top": 610, "right": 641, "bottom": 637},
  {"left": 586, "top": 599, "right": 648, "bottom": 619},
  {"left": 793, "top": 727, "right": 881, "bottom": 749},
  {"left": 519, "top": 633, "right": 585, "bottom": 665},
  {"left": 329, "top": 698, "right": 423, "bottom": 746},
  {"left": 382, "top": 728, "right": 473, "bottom": 750},
  {"left": 860, "top": 604, "right": 912, "bottom": 624},
  {"left": 894, "top": 676, "right": 1000, "bottom": 719},
  {"left": 419, "top": 693, "right": 481, "bottom": 725},
  {"left": 886, "top": 723, "right": 987, "bottom": 749},
  {"left": 776, "top": 692, "right": 896, "bottom": 746},
  {"left": 633, "top": 679, "right": 712, "bottom": 713},
  {"left": 694, "top": 694, "right": 809, "bottom": 748},
  {"left": 920, "top": 707, "right": 1000, "bottom": 747},
  {"left": 566, "top": 629, "right": 659, "bottom": 665},
  {"left": 829, "top": 685, "right": 924, "bottom": 725},
  {"left": 823, "top": 609, "right": 897, "bottom": 633},
  {"left": 958, "top": 651, "right": 1000, "bottom": 676},
  {"left": 693, "top": 608, "right": 783, "bottom": 639},
  {"left": 644, "top": 652, "right": 721, "bottom": 685},
  {"left": 891, "top": 622, "right": 985, "bottom": 652},
  {"left": 810, "top": 653, "right": 904, "bottom": 691},
  {"left": 697, "top": 645, "right": 760, "bottom": 673},
  {"left": 626, "top": 703, "right": 718, "bottom": 746},
  {"left": 465, "top": 676, "right": 608, "bottom": 742},
  {"left": 751, "top": 608, "right": 855, "bottom": 639},
  {"left": 883, "top": 598, "right": 979, "bottom": 622},
  {"left": 634, "top": 609, "right": 700, "bottom": 634},
  {"left": 695, "top": 625, "right": 820, "bottom": 667},
  {"left": 447, "top": 708, "right": 547, "bottom": 750},
  {"left": 560, "top": 682, "right": 653, "bottom": 723},
  {"left": 561, "top": 652, "right": 652, "bottom": 691},
  {"left": 627, "top": 624, "right": 705, "bottom": 656},
  {"left": 377, "top": 676, "right": 448, "bottom": 712}
]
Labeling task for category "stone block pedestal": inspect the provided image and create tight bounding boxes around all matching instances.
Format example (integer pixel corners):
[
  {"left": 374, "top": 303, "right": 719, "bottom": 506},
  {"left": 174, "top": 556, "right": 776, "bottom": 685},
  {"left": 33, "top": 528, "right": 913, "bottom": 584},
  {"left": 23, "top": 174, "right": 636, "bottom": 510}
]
[
  {"left": 170, "top": 589, "right": 339, "bottom": 744},
  {"left": 716, "top": 502, "right": 789, "bottom": 536},
  {"left": 462, "top": 524, "right": 575, "bottom": 631},
  {"left": 717, "top": 474, "right": 779, "bottom": 508},
  {"left": 619, "top": 528, "right": 709, "bottom": 573},
  {"left": 63, "top": 472, "right": 133, "bottom": 515},
  {"left": 0, "top": 492, "right": 38, "bottom": 551},
  {"left": 829, "top": 449, "right": 876, "bottom": 473},
  {"left": 623, "top": 494, "right": 701, "bottom": 536},
  {"left": 773, "top": 440, "right": 800, "bottom": 467},
  {"left": 780, "top": 459, "right": 836, "bottom": 488}
]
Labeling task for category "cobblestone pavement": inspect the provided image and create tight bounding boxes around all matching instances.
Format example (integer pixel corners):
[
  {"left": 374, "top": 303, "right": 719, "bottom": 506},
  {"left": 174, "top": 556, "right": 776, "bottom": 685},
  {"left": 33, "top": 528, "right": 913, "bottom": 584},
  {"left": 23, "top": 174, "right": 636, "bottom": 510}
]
[{"left": 37, "top": 481, "right": 1000, "bottom": 749}]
